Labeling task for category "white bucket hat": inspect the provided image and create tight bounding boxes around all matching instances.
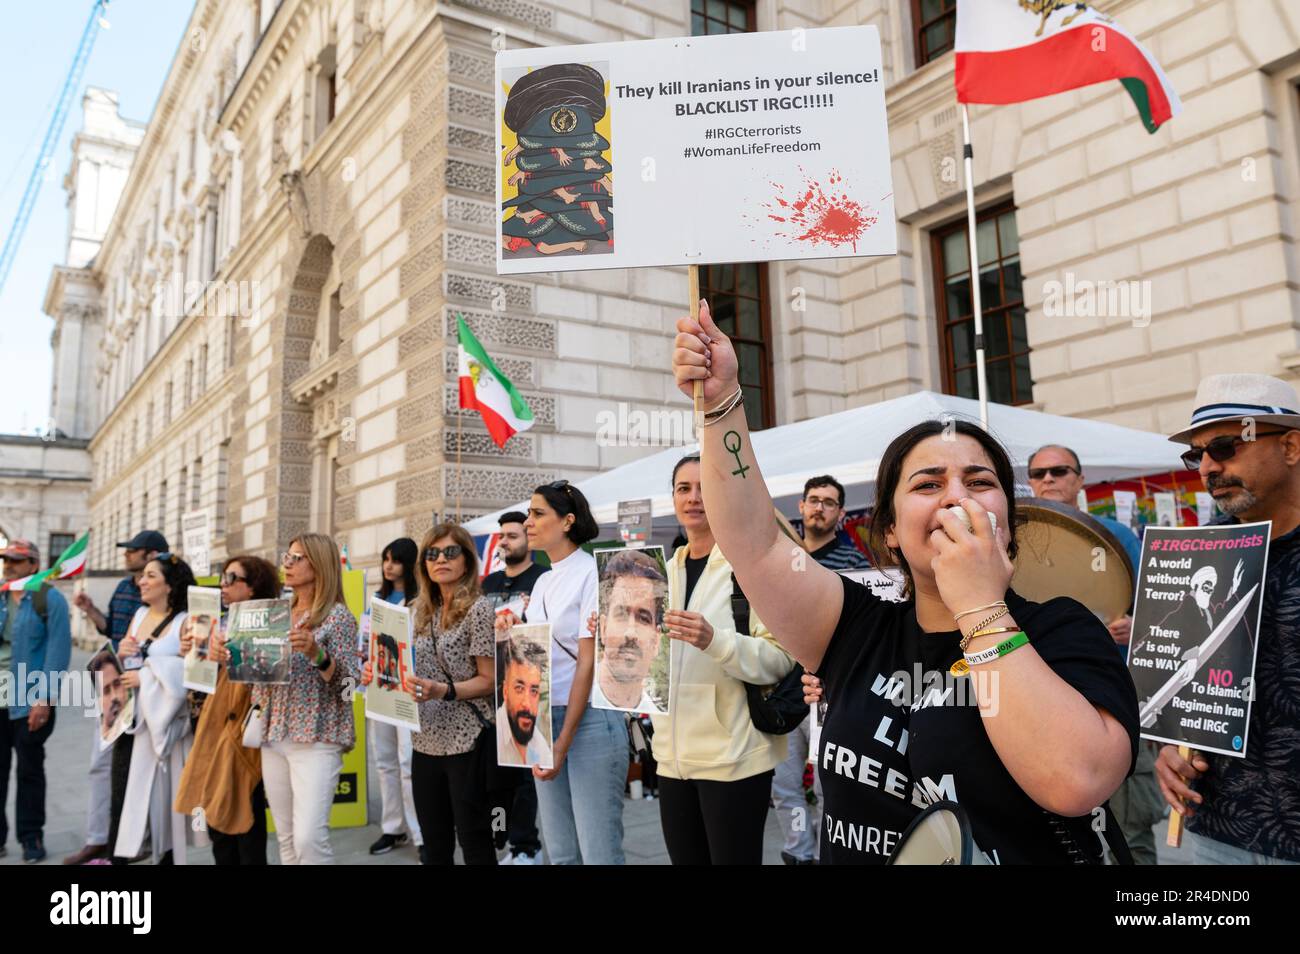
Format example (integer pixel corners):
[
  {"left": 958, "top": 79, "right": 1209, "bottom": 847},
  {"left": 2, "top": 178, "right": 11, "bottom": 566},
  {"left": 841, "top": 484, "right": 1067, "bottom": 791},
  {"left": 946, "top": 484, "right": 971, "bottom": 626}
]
[{"left": 1168, "top": 373, "right": 1300, "bottom": 444}]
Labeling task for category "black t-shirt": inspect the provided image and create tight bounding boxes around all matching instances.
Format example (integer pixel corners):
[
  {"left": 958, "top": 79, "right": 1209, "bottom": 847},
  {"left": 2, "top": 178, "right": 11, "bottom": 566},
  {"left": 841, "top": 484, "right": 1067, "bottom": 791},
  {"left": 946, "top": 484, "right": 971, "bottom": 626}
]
[
  {"left": 683, "top": 554, "right": 709, "bottom": 607},
  {"left": 814, "top": 575, "right": 1139, "bottom": 865},
  {"left": 481, "top": 563, "right": 549, "bottom": 611}
]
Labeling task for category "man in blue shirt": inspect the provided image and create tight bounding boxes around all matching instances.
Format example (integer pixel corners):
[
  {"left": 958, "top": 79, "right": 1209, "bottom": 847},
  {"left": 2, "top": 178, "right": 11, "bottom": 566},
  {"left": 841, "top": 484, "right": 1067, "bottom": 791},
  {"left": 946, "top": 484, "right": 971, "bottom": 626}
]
[
  {"left": 1027, "top": 444, "right": 1162, "bottom": 863},
  {"left": 0, "top": 539, "right": 72, "bottom": 863},
  {"left": 63, "top": 529, "right": 165, "bottom": 866}
]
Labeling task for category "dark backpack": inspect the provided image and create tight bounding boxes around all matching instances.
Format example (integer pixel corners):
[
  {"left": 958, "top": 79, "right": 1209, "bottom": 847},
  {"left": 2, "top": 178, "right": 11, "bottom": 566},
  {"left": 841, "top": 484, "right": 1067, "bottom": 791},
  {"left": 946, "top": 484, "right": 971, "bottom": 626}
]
[{"left": 731, "top": 573, "right": 809, "bottom": 735}]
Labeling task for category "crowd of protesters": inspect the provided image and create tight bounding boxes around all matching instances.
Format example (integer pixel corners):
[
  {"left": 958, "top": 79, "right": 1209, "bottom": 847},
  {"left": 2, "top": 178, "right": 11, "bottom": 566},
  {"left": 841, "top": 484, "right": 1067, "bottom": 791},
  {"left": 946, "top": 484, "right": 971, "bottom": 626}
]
[{"left": 2, "top": 353, "right": 1295, "bottom": 866}]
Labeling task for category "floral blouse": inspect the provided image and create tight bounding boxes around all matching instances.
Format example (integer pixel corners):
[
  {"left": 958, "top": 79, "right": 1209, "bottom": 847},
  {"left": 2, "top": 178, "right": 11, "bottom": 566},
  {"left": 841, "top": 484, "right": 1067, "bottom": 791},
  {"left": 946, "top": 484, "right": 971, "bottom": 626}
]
[
  {"left": 411, "top": 597, "right": 495, "bottom": 757},
  {"left": 253, "top": 602, "right": 359, "bottom": 750}
]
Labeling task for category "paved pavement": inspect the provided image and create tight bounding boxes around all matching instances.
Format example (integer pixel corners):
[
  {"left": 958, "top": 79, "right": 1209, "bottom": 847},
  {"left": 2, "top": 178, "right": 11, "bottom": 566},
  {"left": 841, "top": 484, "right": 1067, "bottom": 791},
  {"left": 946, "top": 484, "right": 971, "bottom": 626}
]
[{"left": 3, "top": 649, "right": 1185, "bottom": 865}]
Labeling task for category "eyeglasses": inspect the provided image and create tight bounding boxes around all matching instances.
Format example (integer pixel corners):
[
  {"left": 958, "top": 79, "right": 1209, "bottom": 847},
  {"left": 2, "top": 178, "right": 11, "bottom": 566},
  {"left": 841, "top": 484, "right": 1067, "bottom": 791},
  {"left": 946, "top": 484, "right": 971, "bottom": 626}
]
[
  {"left": 424, "top": 545, "right": 464, "bottom": 562},
  {"left": 803, "top": 496, "right": 841, "bottom": 511},
  {"left": 1180, "top": 429, "right": 1291, "bottom": 469},
  {"left": 1027, "top": 466, "right": 1080, "bottom": 480},
  {"left": 281, "top": 551, "right": 306, "bottom": 567},
  {"left": 221, "top": 572, "right": 248, "bottom": 586}
]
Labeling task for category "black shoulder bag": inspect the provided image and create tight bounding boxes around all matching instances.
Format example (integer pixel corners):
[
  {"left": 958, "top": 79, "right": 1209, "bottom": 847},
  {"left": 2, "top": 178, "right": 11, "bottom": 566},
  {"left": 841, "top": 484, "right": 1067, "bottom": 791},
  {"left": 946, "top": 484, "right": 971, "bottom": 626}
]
[{"left": 732, "top": 574, "right": 809, "bottom": 735}]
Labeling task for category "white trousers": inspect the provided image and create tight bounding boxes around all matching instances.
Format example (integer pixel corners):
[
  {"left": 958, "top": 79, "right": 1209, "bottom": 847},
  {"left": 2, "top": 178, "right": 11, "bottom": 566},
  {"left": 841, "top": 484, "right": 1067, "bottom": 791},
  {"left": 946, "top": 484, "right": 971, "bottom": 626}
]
[
  {"left": 262, "top": 741, "right": 343, "bottom": 865},
  {"left": 370, "top": 720, "right": 422, "bottom": 844}
]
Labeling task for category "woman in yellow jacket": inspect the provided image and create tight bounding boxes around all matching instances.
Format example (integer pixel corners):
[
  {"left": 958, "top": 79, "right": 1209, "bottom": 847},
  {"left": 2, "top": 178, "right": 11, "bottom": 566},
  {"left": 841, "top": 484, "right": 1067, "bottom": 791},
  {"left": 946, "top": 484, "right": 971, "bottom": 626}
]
[{"left": 655, "top": 453, "right": 795, "bottom": 864}]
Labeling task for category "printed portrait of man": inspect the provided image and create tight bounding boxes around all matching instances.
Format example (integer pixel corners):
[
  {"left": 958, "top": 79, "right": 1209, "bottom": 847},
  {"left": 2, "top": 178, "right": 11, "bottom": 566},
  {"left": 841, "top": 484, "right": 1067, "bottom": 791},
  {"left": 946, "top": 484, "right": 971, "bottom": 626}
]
[
  {"left": 89, "top": 647, "right": 132, "bottom": 746},
  {"left": 374, "top": 633, "right": 401, "bottom": 691},
  {"left": 496, "top": 636, "right": 551, "bottom": 768},
  {"left": 593, "top": 548, "right": 668, "bottom": 713}
]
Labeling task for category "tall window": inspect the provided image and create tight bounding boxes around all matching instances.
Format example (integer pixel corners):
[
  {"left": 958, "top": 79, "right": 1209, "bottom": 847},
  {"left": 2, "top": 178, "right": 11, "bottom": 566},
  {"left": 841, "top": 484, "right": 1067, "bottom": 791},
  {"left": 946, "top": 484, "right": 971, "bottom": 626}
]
[
  {"left": 912, "top": 0, "right": 957, "bottom": 66},
  {"left": 47, "top": 533, "right": 75, "bottom": 569},
  {"left": 700, "top": 263, "right": 774, "bottom": 428},
  {"left": 691, "top": 0, "right": 754, "bottom": 35},
  {"left": 932, "top": 203, "right": 1031, "bottom": 406},
  {"left": 313, "top": 45, "right": 337, "bottom": 142}
]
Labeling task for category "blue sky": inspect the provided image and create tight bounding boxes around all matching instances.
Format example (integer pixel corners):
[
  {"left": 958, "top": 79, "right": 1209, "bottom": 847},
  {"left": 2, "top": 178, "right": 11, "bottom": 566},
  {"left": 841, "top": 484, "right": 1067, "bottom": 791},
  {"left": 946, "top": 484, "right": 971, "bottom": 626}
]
[{"left": 0, "top": 1, "right": 192, "bottom": 434}]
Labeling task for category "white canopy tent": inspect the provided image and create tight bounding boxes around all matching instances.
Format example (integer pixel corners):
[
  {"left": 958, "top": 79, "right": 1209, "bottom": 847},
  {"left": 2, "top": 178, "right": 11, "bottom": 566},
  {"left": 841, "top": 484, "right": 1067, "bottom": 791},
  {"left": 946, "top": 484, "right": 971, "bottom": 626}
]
[{"left": 463, "top": 390, "right": 1187, "bottom": 536}]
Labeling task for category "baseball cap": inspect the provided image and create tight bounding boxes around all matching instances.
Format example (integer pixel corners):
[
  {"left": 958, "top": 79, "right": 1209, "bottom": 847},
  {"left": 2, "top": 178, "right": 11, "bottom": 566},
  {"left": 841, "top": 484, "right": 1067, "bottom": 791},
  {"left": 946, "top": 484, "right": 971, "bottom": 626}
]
[
  {"left": 0, "top": 539, "right": 39, "bottom": 562},
  {"left": 117, "top": 530, "right": 169, "bottom": 552}
]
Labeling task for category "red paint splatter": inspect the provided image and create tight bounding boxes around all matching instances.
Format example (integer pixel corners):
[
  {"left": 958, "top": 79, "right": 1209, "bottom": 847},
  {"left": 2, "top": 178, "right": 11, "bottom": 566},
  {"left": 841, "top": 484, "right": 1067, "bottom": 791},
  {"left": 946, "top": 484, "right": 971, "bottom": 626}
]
[{"left": 757, "top": 168, "right": 877, "bottom": 252}]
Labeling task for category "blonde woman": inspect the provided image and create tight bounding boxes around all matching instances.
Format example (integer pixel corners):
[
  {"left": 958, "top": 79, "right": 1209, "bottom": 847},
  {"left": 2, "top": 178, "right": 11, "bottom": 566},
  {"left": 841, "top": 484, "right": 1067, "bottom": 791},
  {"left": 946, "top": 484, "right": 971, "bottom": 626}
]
[
  {"left": 366, "top": 523, "right": 496, "bottom": 864},
  {"left": 255, "top": 534, "right": 359, "bottom": 864}
]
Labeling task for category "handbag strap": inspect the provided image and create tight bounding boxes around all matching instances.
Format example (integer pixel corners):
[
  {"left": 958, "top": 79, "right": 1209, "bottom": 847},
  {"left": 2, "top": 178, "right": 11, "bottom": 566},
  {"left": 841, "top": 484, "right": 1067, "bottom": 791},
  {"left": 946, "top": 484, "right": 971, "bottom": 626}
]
[{"left": 428, "top": 619, "right": 494, "bottom": 733}]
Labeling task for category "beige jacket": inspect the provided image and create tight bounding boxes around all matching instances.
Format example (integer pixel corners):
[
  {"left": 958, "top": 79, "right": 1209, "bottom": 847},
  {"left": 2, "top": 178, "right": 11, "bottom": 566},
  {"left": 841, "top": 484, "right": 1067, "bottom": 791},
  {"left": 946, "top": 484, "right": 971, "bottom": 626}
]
[{"left": 651, "top": 543, "right": 795, "bottom": 782}]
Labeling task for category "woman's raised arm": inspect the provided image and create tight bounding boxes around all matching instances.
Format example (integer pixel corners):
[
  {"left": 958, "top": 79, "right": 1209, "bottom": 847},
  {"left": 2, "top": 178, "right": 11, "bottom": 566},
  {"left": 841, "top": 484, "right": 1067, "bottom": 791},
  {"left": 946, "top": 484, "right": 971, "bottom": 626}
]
[{"left": 674, "top": 300, "right": 843, "bottom": 671}]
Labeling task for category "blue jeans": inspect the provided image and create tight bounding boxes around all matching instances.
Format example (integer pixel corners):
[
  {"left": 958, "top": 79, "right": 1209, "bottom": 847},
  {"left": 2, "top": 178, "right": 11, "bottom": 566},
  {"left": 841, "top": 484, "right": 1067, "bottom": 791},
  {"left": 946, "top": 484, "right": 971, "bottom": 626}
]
[
  {"left": 534, "top": 704, "right": 628, "bottom": 865},
  {"left": 1187, "top": 831, "right": 1298, "bottom": 865}
]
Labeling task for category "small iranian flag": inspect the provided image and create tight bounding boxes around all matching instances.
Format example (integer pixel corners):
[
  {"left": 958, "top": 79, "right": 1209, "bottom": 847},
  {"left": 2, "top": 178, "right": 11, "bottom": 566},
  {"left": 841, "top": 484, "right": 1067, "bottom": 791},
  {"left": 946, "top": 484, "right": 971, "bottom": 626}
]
[
  {"left": 457, "top": 315, "right": 535, "bottom": 449},
  {"left": 1, "top": 532, "right": 89, "bottom": 592},
  {"left": 955, "top": 0, "right": 1181, "bottom": 133}
]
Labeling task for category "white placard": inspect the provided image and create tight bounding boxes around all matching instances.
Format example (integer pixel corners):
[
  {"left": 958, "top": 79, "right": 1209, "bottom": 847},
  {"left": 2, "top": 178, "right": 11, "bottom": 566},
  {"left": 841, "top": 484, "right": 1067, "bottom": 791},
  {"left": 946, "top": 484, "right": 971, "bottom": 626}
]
[
  {"left": 496, "top": 26, "right": 896, "bottom": 272},
  {"left": 1196, "top": 491, "right": 1216, "bottom": 526},
  {"left": 1154, "top": 492, "right": 1178, "bottom": 528},
  {"left": 181, "top": 509, "right": 212, "bottom": 577},
  {"left": 1113, "top": 490, "right": 1138, "bottom": 530}
]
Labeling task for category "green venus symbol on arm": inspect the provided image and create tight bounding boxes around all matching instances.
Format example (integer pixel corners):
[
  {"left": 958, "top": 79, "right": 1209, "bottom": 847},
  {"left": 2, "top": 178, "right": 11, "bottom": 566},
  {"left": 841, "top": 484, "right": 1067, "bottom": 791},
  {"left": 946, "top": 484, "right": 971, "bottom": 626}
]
[{"left": 723, "top": 430, "right": 749, "bottom": 478}]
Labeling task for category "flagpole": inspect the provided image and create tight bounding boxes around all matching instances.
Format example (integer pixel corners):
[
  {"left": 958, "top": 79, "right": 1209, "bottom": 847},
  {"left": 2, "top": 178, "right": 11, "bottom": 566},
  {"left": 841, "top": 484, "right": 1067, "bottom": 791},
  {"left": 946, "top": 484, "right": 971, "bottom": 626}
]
[
  {"left": 961, "top": 104, "right": 989, "bottom": 430},
  {"left": 456, "top": 397, "right": 463, "bottom": 523}
]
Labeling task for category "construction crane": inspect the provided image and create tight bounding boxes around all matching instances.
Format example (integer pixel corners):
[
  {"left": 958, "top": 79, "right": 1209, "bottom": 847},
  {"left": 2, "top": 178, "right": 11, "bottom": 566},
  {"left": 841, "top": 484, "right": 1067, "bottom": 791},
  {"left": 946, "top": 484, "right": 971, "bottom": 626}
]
[{"left": 0, "top": 0, "right": 110, "bottom": 299}]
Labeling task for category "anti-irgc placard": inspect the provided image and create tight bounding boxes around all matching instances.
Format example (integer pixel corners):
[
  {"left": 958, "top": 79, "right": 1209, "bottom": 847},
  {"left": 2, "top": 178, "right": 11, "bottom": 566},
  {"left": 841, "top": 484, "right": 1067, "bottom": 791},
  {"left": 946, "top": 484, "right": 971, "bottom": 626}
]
[{"left": 1127, "top": 522, "right": 1269, "bottom": 758}]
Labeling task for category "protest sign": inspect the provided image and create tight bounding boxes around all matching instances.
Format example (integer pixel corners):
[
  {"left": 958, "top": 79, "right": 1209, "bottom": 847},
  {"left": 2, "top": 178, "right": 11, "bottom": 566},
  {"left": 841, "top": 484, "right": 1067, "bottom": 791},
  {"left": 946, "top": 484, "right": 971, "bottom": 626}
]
[
  {"left": 593, "top": 546, "right": 669, "bottom": 714},
  {"left": 495, "top": 623, "right": 553, "bottom": 769},
  {"left": 617, "top": 498, "right": 652, "bottom": 547},
  {"left": 182, "top": 586, "right": 221, "bottom": 693},
  {"left": 89, "top": 641, "right": 134, "bottom": 752},
  {"left": 225, "top": 598, "right": 292, "bottom": 684},
  {"left": 365, "top": 599, "right": 420, "bottom": 731},
  {"left": 181, "top": 509, "right": 212, "bottom": 577},
  {"left": 496, "top": 25, "right": 895, "bottom": 272},
  {"left": 1127, "top": 522, "right": 1269, "bottom": 757}
]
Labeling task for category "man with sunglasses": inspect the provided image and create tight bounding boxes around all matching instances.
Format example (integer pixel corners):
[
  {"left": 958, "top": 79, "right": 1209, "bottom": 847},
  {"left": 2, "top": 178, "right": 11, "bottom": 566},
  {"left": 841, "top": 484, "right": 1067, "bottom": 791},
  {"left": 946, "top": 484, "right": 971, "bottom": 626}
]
[
  {"left": 63, "top": 529, "right": 166, "bottom": 866},
  {"left": 1156, "top": 373, "right": 1300, "bottom": 866},
  {"left": 1026, "top": 446, "right": 1161, "bottom": 862}
]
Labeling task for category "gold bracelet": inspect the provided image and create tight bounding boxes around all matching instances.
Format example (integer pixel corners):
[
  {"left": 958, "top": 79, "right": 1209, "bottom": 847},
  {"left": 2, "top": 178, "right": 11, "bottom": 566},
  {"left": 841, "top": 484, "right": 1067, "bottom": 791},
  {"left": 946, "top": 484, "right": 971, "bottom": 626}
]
[
  {"left": 954, "top": 600, "right": 1007, "bottom": 621},
  {"left": 965, "top": 625, "right": 1020, "bottom": 640},
  {"left": 960, "top": 609, "right": 1009, "bottom": 651}
]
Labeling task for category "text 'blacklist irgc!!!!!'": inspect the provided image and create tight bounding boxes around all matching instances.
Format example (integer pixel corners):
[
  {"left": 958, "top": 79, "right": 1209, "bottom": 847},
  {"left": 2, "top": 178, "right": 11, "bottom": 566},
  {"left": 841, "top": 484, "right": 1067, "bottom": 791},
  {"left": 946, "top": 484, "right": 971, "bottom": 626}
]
[{"left": 614, "top": 70, "right": 880, "bottom": 115}]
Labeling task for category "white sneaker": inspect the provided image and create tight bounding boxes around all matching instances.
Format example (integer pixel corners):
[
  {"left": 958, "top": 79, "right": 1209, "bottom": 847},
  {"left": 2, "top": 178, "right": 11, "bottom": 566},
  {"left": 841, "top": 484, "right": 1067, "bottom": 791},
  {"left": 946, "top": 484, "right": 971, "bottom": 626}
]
[{"left": 510, "top": 850, "right": 541, "bottom": 865}]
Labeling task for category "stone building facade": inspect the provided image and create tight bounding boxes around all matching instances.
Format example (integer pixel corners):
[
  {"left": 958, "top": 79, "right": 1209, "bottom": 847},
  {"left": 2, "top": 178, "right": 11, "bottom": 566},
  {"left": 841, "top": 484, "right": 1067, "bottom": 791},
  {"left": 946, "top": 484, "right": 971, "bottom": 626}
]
[{"left": 70, "top": 0, "right": 1300, "bottom": 579}]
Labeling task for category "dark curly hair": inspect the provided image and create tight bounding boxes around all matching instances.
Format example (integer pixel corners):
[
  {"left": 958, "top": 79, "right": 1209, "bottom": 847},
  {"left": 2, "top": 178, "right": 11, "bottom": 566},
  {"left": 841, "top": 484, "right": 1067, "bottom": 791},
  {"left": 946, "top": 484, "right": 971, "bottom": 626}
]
[{"left": 147, "top": 553, "right": 198, "bottom": 617}]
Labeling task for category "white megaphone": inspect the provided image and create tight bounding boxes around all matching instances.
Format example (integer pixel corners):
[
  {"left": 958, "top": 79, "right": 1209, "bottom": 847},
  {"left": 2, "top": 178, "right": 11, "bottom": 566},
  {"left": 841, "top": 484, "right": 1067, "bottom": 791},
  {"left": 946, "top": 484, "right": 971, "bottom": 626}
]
[{"left": 887, "top": 800, "right": 992, "bottom": 865}]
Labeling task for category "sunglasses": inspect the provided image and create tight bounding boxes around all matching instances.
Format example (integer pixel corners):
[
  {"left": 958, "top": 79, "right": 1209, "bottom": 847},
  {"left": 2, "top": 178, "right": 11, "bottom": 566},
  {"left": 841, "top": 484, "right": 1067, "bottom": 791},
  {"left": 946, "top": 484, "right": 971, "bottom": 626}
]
[
  {"left": 548, "top": 479, "right": 573, "bottom": 494},
  {"left": 1027, "top": 466, "right": 1080, "bottom": 480},
  {"left": 221, "top": 572, "right": 248, "bottom": 586},
  {"left": 424, "top": 545, "right": 464, "bottom": 562},
  {"left": 281, "top": 551, "right": 306, "bottom": 567},
  {"left": 1180, "top": 429, "right": 1290, "bottom": 469}
]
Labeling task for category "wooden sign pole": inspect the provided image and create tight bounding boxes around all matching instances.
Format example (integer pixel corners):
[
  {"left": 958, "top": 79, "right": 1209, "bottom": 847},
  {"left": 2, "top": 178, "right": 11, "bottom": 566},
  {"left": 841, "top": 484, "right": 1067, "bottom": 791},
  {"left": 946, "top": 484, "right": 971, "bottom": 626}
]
[
  {"left": 689, "top": 265, "right": 703, "bottom": 432},
  {"left": 1165, "top": 744, "right": 1194, "bottom": 847}
]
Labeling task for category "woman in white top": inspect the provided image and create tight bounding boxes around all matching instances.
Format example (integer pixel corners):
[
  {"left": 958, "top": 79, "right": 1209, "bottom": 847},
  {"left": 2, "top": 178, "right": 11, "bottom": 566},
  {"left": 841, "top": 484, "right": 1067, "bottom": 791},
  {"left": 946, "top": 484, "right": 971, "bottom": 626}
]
[
  {"left": 114, "top": 553, "right": 197, "bottom": 864},
  {"left": 500, "top": 480, "right": 627, "bottom": 864}
]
